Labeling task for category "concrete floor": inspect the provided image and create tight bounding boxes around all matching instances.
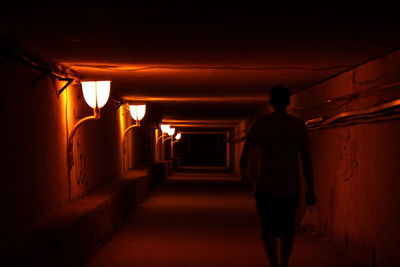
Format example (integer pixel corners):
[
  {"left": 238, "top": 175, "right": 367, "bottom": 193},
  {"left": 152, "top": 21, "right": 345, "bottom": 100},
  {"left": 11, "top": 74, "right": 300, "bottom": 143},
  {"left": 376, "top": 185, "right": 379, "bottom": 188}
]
[{"left": 85, "top": 172, "right": 366, "bottom": 267}]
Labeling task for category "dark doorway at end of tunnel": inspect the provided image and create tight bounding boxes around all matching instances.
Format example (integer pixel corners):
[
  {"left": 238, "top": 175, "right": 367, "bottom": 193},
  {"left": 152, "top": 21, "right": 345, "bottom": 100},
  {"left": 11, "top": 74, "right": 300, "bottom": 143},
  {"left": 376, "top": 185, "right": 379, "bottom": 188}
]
[{"left": 177, "top": 133, "right": 227, "bottom": 167}]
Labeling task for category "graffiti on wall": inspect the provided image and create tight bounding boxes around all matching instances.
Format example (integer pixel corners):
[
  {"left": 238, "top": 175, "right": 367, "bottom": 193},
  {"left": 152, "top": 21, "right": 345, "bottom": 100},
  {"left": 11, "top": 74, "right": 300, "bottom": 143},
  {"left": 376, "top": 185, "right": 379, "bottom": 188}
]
[
  {"left": 70, "top": 93, "right": 89, "bottom": 187},
  {"left": 72, "top": 140, "right": 88, "bottom": 185},
  {"left": 339, "top": 128, "right": 359, "bottom": 182}
]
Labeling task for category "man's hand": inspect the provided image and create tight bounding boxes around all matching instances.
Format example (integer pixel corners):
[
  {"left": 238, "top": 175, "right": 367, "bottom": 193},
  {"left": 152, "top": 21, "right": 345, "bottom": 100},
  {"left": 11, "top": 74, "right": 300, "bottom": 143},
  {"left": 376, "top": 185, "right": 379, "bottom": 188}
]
[{"left": 305, "top": 190, "right": 317, "bottom": 206}]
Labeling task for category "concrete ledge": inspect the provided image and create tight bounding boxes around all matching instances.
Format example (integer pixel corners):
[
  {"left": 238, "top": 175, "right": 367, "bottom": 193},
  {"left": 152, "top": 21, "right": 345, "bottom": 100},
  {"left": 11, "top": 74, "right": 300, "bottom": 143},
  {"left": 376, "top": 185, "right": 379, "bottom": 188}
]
[{"left": 2, "top": 169, "right": 155, "bottom": 266}]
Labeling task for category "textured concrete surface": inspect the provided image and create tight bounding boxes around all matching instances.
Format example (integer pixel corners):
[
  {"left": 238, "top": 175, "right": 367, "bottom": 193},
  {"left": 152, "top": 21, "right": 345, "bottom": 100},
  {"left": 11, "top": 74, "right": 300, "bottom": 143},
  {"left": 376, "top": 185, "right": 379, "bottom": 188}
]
[
  {"left": 1, "top": 58, "right": 123, "bottom": 232},
  {"left": 292, "top": 51, "right": 400, "bottom": 266},
  {"left": 86, "top": 172, "right": 365, "bottom": 266}
]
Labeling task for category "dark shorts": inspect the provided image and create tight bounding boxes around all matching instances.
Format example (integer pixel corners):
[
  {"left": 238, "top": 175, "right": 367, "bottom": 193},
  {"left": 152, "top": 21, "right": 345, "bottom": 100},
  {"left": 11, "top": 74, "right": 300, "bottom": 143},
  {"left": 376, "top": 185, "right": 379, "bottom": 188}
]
[{"left": 254, "top": 193, "right": 299, "bottom": 239}]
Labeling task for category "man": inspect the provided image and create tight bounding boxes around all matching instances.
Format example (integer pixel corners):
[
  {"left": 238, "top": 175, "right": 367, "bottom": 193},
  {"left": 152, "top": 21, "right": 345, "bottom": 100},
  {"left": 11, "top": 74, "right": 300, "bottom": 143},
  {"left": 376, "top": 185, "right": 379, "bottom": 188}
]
[{"left": 240, "top": 85, "right": 316, "bottom": 267}]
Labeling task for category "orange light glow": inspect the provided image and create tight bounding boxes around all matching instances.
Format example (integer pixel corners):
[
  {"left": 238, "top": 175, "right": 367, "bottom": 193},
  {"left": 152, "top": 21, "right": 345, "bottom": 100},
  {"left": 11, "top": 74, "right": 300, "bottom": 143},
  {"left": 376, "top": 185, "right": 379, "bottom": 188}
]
[{"left": 124, "top": 95, "right": 267, "bottom": 103}]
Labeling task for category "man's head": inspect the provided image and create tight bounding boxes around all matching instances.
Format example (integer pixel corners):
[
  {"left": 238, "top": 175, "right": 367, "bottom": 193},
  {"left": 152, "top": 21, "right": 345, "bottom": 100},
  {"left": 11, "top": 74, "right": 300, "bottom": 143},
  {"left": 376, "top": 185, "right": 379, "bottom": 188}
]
[{"left": 268, "top": 85, "right": 291, "bottom": 109}]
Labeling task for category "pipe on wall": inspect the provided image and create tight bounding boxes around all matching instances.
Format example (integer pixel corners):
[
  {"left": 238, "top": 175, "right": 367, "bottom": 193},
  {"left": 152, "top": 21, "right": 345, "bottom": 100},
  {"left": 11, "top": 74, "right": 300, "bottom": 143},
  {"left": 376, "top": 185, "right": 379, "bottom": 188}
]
[{"left": 306, "top": 98, "right": 400, "bottom": 130}]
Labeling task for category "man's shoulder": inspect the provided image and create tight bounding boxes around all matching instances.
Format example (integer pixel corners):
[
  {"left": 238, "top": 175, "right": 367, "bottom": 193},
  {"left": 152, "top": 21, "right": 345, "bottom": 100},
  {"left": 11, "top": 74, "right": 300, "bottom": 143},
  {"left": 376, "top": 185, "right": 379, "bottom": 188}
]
[
  {"left": 287, "top": 114, "right": 305, "bottom": 125},
  {"left": 255, "top": 113, "right": 275, "bottom": 121},
  {"left": 251, "top": 114, "right": 273, "bottom": 126},
  {"left": 256, "top": 113, "right": 303, "bottom": 123},
  {"left": 251, "top": 113, "right": 305, "bottom": 132}
]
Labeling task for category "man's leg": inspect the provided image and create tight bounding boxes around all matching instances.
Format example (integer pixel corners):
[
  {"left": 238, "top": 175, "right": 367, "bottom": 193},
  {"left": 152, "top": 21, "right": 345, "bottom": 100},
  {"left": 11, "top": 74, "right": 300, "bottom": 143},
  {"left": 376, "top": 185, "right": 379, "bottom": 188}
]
[
  {"left": 279, "top": 196, "right": 299, "bottom": 267},
  {"left": 263, "top": 237, "right": 279, "bottom": 267},
  {"left": 280, "top": 235, "right": 295, "bottom": 267},
  {"left": 255, "top": 194, "right": 280, "bottom": 266}
]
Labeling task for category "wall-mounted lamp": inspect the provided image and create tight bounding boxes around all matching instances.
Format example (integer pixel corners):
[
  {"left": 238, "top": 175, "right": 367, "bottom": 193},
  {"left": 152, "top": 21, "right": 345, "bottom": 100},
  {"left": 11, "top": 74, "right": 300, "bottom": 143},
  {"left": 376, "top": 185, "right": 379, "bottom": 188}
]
[
  {"left": 129, "top": 104, "right": 146, "bottom": 126},
  {"left": 173, "top": 133, "right": 182, "bottom": 143},
  {"left": 157, "top": 124, "right": 170, "bottom": 143},
  {"left": 168, "top": 127, "right": 176, "bottom": 136},
  {"left": 170, "top": 132, "right": 182, "bottom": 158},
  {"left": 122, "top": 104, "right": 146, "bottom": 155},
  {"left": 163, "top": 128, "right": 176, "bottom": 143},
  {"left": 124, "top": 104, "right": 146, "bottom": 136},
  {"left": 82, "top": 81, "right": 111, "bottom": 110},
  {"left": 156, "top": 124, "right": 172, "bottom": 160},
  {"left": 67, "top": 80, "right": 111, "bottom": 170},
  {"left": 160, "top": 124, "right": 170, "bottom": 135}
]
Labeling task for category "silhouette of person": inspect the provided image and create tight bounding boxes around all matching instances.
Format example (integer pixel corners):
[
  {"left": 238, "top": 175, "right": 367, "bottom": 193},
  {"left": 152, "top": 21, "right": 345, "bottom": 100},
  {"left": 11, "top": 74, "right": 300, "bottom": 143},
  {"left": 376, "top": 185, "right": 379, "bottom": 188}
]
[{"left": 240, "top": 85, "right": 316, "bottom": 267}]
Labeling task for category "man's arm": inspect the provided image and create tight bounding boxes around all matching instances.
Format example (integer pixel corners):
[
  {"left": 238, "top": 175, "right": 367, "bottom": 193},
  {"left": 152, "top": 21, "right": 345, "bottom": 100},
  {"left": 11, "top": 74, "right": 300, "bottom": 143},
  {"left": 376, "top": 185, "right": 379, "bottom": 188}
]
[{"left": 299, "top": 127, "right": 316, "bottom": 205}]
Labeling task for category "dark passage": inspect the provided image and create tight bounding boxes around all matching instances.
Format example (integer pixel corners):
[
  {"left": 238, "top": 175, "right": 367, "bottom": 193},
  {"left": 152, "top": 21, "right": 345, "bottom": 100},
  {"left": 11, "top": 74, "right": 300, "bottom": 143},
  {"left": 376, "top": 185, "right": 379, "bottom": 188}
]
[
  {"left": 2, "top": 5, "right": 400, "bottom": 267},
  {"left": 85, "top": 172, "right": 365, "bottom": 267},
  {"left": 178, "top": 134, "right": 227, "bottom": 167}
]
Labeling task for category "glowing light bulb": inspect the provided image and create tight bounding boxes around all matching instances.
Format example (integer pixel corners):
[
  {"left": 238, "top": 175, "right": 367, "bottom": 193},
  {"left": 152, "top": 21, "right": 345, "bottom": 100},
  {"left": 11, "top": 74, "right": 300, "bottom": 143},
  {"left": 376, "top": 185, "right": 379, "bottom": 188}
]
[
  {"left": 160, "top": 124, "right": 170, "bottom": 134},
  {"left": 129, "top": 104, "right": 146, "bottom": 121},
  {"left": 168, "top": 128, "right": 175, "bottom": 136},
  {"left": 81, "top": 81, "right": 111, "bottom": 108},
  {"left": 175, "top": 133, "right": 181, "bottom": 140}
]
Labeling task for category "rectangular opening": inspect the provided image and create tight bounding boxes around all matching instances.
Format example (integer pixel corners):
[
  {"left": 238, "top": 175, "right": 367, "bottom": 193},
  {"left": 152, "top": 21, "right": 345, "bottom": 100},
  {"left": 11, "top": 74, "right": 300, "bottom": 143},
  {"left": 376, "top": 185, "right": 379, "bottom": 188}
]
[{"left": 177, "top": 133, "right": 227, "bottom": 167}]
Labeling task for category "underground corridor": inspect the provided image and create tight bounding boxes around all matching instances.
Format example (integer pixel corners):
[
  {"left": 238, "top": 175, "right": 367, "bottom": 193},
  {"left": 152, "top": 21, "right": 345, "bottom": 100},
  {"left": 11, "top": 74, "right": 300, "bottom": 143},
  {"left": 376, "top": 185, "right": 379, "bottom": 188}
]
[{"left": 1, "top": 4, "right": 400, "bottom": 267}]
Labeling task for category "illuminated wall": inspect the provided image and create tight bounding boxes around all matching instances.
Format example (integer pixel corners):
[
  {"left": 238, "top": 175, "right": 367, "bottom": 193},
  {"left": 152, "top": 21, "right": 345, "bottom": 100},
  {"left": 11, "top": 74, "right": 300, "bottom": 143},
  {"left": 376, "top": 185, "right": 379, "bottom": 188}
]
[
  {"left": 292, "top": 50, "right": 400, "bottom": 266},
  {"left": 1, "top": 56, "right": 122, "bottom": 231},
  {"left": 232, "top": 120, "right": 248, "bottom": 176},
  {"left": 65, "top": 80, "right": 122, "bottom": 201},
  {"left": 120, "top": 104, "right": 155, "bottom": 172}
]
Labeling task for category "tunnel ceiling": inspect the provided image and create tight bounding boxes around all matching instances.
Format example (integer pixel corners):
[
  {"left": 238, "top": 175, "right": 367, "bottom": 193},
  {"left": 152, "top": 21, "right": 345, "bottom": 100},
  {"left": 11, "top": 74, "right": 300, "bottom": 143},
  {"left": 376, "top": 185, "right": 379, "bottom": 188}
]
[{"left": 3, "top": 3, "right": 400, "bottom": 127}]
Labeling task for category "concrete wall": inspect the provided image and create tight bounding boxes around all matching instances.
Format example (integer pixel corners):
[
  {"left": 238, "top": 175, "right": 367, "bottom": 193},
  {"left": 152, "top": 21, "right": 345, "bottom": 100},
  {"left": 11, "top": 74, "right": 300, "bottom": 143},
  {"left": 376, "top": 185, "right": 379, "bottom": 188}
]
[
  {"left": 232, "top": 120, "right": 248, "bottom": 177},
  {"left": 1, "top": 55, "right": 122, "bottom": 232},
  {"left": 292, "top": 50, "right": 400, "bottom": 266},
  {"left": 119, "top": 109, "right": 152, "bottom": 172}
]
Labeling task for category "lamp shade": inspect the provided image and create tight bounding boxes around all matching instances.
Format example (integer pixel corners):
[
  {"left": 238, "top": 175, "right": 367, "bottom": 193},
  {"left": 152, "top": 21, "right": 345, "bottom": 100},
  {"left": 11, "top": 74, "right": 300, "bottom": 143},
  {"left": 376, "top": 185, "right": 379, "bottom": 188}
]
[
  {"left": 175, "top": 133, "right": 181, "bottom": 140},
  {"left": 168, "top": 128, "right": 175, "bottom": 136},
  {"left": 129, "top": 104, "right": 146, "bottom": 121},
  {"left": 82, "top": 81, "right": 111, "bottom": 108},
  {"left": 160, "top": 124, "right": 170, "bottom": 134}
]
